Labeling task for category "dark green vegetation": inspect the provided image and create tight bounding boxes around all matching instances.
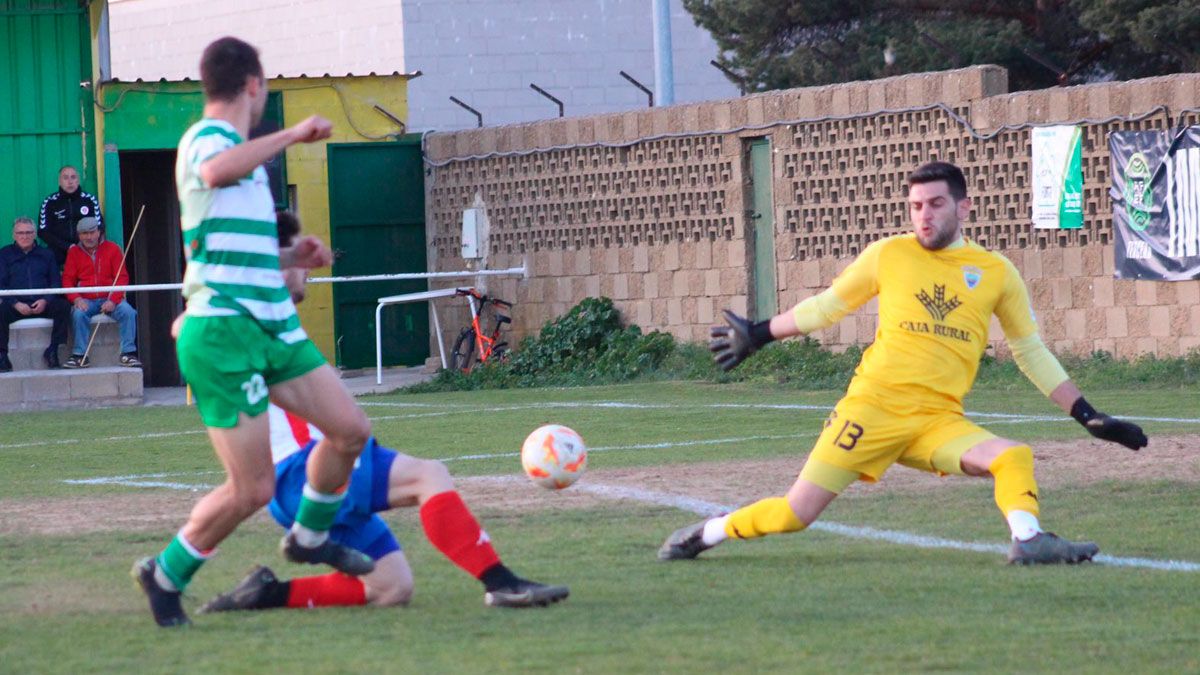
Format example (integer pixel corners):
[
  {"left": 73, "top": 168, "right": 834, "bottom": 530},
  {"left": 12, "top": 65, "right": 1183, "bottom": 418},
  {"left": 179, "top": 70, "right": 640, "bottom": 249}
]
[
  {"left": 413, "top": 296, "right": 1200, "bottom": 394},
  {"left": 683, "top": 0, "right": 1200, "bottom": 93},
  {"left": 414, "top": 297, "right": 676, "bottom": 391}
]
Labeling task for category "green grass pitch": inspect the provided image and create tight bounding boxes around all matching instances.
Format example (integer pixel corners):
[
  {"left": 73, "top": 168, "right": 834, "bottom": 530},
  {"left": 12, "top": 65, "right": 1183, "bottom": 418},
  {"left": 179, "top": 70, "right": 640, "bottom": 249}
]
[{"left": 1, "top": 382, "right": 1198, "bottom": 673}]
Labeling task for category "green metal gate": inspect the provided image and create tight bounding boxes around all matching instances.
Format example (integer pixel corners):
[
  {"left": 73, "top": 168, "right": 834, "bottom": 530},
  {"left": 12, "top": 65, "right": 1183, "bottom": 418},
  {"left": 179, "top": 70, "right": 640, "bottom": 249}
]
[
  {"left": 328, "top": 139, "right": 429, "bottom": 369},
  {"left": 0, "top": 1, "right": 95, "bottom": 246},
  {"left": 748, "top": 138, "right": 777, "bottom": 320}
]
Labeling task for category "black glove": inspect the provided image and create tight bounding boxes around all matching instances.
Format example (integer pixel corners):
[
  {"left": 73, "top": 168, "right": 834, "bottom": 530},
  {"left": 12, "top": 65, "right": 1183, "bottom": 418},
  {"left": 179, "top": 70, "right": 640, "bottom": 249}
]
[
  {"left": 709, "top": 310, "right": 774, "bottom": 372},
  {"left": 1071, "top": 397, "right": 1148, "bottom": 451}
]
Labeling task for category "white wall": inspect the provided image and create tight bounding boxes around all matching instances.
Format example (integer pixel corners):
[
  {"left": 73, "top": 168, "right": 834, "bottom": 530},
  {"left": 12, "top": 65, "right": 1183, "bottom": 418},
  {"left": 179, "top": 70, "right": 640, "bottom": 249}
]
[
  {"left": 108, "top": 0, "right": 739, "bottom": 130},
  {"left": 401, "top": 0, "right": 739, "bottom": 131},
  {"left": 108, "top": 0, "right": 407, "bottom": 79}
]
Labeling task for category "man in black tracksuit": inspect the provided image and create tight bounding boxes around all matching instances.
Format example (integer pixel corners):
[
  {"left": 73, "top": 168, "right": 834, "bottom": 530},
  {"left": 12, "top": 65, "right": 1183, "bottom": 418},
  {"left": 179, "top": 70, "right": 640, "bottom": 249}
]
[
  {"left": 39, "top": 165, "right": 103, "bottom": 267},
  {"left": 0, "top": 217, "right": 69, "bottom": 370}
]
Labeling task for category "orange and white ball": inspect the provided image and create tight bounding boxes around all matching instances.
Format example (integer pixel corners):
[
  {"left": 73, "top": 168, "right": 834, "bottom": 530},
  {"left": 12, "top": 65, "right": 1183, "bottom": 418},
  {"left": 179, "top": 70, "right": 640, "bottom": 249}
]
[{"left": 521, "top": 424, "right": 587, "bottom": 489}]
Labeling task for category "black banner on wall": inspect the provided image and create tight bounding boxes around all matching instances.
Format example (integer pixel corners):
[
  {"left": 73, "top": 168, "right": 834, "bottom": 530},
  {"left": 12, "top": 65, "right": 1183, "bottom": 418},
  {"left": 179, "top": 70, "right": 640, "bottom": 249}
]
[{"left": 1109, "top": 127, "right": 1200, "bottom": 280}]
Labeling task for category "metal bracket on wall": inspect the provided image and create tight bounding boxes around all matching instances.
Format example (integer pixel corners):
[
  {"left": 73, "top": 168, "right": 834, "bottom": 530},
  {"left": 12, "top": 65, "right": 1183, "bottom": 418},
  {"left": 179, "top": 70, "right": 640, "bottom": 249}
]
[
  {"left": 449, "top": 96, "right": 483, "bottom": 128},
  {"left": 709, "top": 60, "right": 747, "bottom": 95},
  {"left": 619, "top": 71, "right": 654, "bottom": 108},
  {"left": 529, "top": 83, "right": 564, "bottom": 118}
]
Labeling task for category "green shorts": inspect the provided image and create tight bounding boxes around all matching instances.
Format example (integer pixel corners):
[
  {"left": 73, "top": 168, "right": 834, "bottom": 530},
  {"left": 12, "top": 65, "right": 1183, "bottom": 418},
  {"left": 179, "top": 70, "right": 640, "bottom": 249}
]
[{"left": 177, "top": 315, "right": 326, "bottom": 428}]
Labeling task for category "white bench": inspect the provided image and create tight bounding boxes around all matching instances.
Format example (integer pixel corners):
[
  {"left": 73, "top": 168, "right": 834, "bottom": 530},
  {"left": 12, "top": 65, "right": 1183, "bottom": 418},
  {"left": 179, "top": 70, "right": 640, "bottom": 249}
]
[
  {"left": 1, "top": 315, "right": 142, "bottom": 411},
  {"left": 9, "top": 314, "right": 121, "bottom": 369}
]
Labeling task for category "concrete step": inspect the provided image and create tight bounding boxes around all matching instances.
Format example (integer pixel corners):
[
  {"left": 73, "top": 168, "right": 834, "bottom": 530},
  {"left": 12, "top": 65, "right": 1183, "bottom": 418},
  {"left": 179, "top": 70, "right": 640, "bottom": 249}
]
[
  {"left": 7, "top": 316, "right": 124, "bottom": 370},
  {"left": 0, "top": 366, "right": 143, "bottom": 412}
]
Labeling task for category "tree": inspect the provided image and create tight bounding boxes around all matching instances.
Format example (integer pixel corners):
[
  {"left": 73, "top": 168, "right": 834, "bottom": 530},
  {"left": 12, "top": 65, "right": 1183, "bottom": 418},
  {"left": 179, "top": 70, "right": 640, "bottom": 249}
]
[
  {"left": 1075, "top": 0, "right": 1200, "bottom": 73},
  {"left": 684, "top": 0, "right": 1199, "bottom": 93}
]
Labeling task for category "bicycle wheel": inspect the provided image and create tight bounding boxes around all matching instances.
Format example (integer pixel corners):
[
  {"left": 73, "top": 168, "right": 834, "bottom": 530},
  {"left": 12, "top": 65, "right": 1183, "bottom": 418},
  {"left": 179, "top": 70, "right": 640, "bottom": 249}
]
[
  {"left": 491, "top": 341, "right": 510, "bottom": 362},
  {"left": 450, "top": 328, "right": 476, "bottom": 372}
]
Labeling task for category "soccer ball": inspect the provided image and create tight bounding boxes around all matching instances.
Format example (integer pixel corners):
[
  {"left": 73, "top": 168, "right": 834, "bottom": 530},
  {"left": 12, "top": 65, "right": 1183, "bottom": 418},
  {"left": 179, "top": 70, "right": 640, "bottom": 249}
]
[{"left": 521, "top": 424, "right": 587, "bottom": 489}]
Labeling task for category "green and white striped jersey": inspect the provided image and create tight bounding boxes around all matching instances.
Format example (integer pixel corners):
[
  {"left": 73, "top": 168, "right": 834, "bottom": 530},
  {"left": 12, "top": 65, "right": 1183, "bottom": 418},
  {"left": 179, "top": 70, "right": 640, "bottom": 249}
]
[{"left": 175, "top": 119, "right": 306, "bottom": 344}]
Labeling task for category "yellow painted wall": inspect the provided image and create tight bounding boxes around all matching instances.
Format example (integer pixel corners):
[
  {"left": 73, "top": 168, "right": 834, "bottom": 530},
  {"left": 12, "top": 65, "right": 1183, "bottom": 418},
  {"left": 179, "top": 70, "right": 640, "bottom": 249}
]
[
  {"left": 274, "top": 76, "right": 410, "bottom": 360},
  {"left": 90, "top": 1, "right": 107, "bottom": 207},
  {"left": 90, "top": 67, "right": 409, "bottom": 363}
]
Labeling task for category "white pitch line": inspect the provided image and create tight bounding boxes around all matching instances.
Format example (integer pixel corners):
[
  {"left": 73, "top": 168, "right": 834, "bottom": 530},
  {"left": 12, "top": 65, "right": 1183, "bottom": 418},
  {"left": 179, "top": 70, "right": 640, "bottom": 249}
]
[
  {"left": 0, "top": 408, "right": 515, "bottom": 451},
  {"left": 439, "top": 432, "right": 816, "bottom": 462},
  {"left": 560, "top": 480, "right": 1200, "bottom": 573},
  {"left": 590, "top": 433, "right": 816, "bottom": 452},
  {"left": 10, "top": 400, "right": 1200, "bottom": 452},
  {"left": 82, "top": 479, "right": 213, "bottom": 491},
  {"left": 63, "top": 470, "right": 222, "bottom": 492},
  {"left": 357, "top": 400, "right": 1200, "bottom": 425},
  {"left": 0, "top": 429, "right": 207, "bottom": 450},
  {"left": 65, "top": 470, "right": 222, "bottom": 483},
  {"left": 358, "top": 402, "right": 474, "bottom": 408},
  {"left": 59, "top": 454, "right": 1200, "bottom": 572},
  {"left": 60, "top": 433, "right": 819, "bottom": 487}
]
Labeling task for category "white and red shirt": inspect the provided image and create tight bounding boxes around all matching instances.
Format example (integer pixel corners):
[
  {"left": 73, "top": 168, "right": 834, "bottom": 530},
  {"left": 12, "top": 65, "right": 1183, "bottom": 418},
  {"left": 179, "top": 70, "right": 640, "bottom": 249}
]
[{"left": 268, "top": 403, "right": 323, "bottom": 464}]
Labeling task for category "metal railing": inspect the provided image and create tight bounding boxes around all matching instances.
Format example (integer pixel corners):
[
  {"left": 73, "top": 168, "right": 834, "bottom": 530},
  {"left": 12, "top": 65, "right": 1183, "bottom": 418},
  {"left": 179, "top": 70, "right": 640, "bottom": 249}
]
[{"left": 0, "top": 266, "right": 528, "bottom": 298}]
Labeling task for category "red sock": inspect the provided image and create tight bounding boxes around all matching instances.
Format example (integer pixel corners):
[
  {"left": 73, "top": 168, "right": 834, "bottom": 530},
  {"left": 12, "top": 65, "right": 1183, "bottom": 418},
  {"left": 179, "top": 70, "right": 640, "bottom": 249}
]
[
  {"left": 419, "top": 490, "right": 501, "bottom": 578},
  {"left": 286, "top": 573, "right": 367, "bottom": 608}
]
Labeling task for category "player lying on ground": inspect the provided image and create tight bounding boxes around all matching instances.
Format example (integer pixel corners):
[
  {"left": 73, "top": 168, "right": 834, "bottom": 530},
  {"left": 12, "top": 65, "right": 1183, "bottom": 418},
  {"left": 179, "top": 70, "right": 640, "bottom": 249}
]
[
  {"left": 134, "top": 36, "right": 377, "bottom": 628},
  {"left": 196, "top": 211, "right": 567, "bottom": 611},
  {"left": 659, "top": 161, "right": 1148, "bottom": 566}
]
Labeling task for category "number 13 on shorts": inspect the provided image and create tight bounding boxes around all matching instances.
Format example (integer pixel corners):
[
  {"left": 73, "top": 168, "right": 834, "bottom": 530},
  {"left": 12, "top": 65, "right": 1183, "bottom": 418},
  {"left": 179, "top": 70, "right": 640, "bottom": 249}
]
[{"left": 823, "top": 410, "right": 865, "bottom": 451}]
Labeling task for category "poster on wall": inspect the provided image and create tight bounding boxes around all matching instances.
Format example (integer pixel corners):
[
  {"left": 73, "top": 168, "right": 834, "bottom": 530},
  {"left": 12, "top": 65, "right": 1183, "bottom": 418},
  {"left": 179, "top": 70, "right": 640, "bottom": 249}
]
[
  {"left": 1031, "top": 125, "right": 1083, "bottom": 229},
  {"left": 1109, "top": 127, "right": 1200, "bottom": 280}
]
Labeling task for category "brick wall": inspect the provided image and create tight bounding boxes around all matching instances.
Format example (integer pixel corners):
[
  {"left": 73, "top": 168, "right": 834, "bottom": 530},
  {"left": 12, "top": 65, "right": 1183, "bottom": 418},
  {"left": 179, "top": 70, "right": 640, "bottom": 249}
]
[{"left": 424, "top": 66, "right": 1200, "bottom": 359}]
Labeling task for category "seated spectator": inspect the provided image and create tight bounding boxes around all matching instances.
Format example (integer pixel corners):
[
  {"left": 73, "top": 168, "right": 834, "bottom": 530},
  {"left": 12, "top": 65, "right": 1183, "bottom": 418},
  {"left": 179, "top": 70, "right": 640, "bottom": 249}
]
[
  {"left": 0, "top": 216, "right": 70, "bottom": 371},
  {"left": 62, "top": 217, "right": 140, "bottom": 368},
  {"left": 39, "top": 165, "right": 102, "bottom": 267}
]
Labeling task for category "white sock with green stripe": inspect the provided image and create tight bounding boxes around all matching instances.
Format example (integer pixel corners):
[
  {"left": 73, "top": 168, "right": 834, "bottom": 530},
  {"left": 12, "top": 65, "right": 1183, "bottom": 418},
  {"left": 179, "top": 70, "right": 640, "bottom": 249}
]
[{"left": 290, "top": 483, "right": 346, "bottom": 547}]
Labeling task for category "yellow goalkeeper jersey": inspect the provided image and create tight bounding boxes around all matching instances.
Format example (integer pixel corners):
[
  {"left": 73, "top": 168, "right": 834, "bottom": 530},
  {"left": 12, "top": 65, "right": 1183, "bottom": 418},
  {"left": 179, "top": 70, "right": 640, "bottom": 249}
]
[{"left": 831, "top": 234, "right": 1039, "bottom": 409}]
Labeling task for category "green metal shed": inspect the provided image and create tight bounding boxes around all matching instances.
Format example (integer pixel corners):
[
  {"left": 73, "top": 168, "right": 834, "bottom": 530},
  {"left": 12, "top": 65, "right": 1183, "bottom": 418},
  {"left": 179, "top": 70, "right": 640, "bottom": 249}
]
[{"left": 0, "top": 0, "right": 96, "bottom": 246}]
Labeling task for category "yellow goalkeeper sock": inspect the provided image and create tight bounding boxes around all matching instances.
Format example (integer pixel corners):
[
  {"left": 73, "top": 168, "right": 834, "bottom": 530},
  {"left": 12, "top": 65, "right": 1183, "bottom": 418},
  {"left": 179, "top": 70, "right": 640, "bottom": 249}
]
[
  {"left": 989, "top": 445, "right": 1040, "bottom": 517},
  {"left": 724, "top": 497, "right": 806, "bottom": 540}
]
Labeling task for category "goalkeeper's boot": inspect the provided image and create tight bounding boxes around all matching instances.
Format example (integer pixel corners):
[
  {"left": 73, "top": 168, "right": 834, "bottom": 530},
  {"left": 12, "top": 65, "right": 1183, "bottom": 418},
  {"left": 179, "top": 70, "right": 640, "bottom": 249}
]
[
  {"left": 281, "top": 532, "right": 375, "bottom": 576},
  {"left": 200, "top": 566, "right": 286, "bottom": 613},
  {"left": 131, "top": 557, "right": 190, "bottom": 627},
  {"left": 657, "top": 519, "right": 715, "bottom": 561},
  {"left": 485, "top": 578, "right": 570, "bottom": 608},
  {"left": 1008, "top": 532, "right": 1099, "bottom": 565}
]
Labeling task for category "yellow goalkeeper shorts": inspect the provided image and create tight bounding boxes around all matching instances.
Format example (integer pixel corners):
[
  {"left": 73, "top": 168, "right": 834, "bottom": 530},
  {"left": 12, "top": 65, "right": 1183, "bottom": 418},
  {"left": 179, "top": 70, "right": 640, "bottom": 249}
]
[{"left": 807, "top": 389, "right": 996, "bottom": 483}]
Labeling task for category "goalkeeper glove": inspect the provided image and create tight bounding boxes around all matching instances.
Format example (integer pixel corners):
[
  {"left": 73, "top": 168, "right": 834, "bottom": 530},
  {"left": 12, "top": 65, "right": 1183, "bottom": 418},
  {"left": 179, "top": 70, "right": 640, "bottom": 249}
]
[
  {"left": 1070, "top": 397, "right": 1148, "bottom": 451},
  {"left": 709, "top": 310, "right": 774, "bottom": 372}
]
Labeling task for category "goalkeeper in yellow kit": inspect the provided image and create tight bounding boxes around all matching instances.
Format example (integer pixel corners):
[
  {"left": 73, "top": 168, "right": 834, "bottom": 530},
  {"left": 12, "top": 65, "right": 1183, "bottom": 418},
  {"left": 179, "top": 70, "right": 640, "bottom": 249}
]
[{"left": 658, "top": 161, "right": 1148, "bottom": 565}]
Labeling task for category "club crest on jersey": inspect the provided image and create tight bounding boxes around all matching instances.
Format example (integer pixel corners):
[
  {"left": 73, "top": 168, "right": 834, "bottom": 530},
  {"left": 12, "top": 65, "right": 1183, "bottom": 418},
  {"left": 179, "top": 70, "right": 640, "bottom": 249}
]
[
  {"left": 962, "top": 266, "right": 982, "bottom": 290},
  {"left": 915, "top": 284, "right": 962, "bottom": 322},
  {"left": 905, "top": 285, "right": 972, "bottom": 343}
]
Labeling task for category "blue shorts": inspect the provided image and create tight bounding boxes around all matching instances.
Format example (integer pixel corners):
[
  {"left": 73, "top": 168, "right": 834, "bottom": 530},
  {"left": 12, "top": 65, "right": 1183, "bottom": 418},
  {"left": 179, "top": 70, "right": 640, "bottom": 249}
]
[{"left": 268, "top": 437, "right": 401, "bottom": 561}]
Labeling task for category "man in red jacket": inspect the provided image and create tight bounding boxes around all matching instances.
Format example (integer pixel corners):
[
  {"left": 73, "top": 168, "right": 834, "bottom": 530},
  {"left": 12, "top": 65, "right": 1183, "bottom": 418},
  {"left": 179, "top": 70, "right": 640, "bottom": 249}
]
[{"left": 62, "top": 217, "right": 141, "bottom": 368}]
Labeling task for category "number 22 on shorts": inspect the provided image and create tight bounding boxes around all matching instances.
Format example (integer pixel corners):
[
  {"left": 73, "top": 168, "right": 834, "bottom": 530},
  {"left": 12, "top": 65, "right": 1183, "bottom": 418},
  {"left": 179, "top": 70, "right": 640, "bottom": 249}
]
[
  {"left": 824, "top": 411, "right": 865, "bottom": 451},
  {"left": 241, "top": 373, "right": 267, "bottom": 405}
]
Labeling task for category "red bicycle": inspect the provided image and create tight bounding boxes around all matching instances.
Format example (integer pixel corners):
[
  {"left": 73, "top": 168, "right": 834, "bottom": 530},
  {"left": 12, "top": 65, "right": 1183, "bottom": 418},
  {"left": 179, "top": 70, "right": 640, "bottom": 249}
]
[{"left": 449, "top": 288, "right": 513, "bottom": 372}]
